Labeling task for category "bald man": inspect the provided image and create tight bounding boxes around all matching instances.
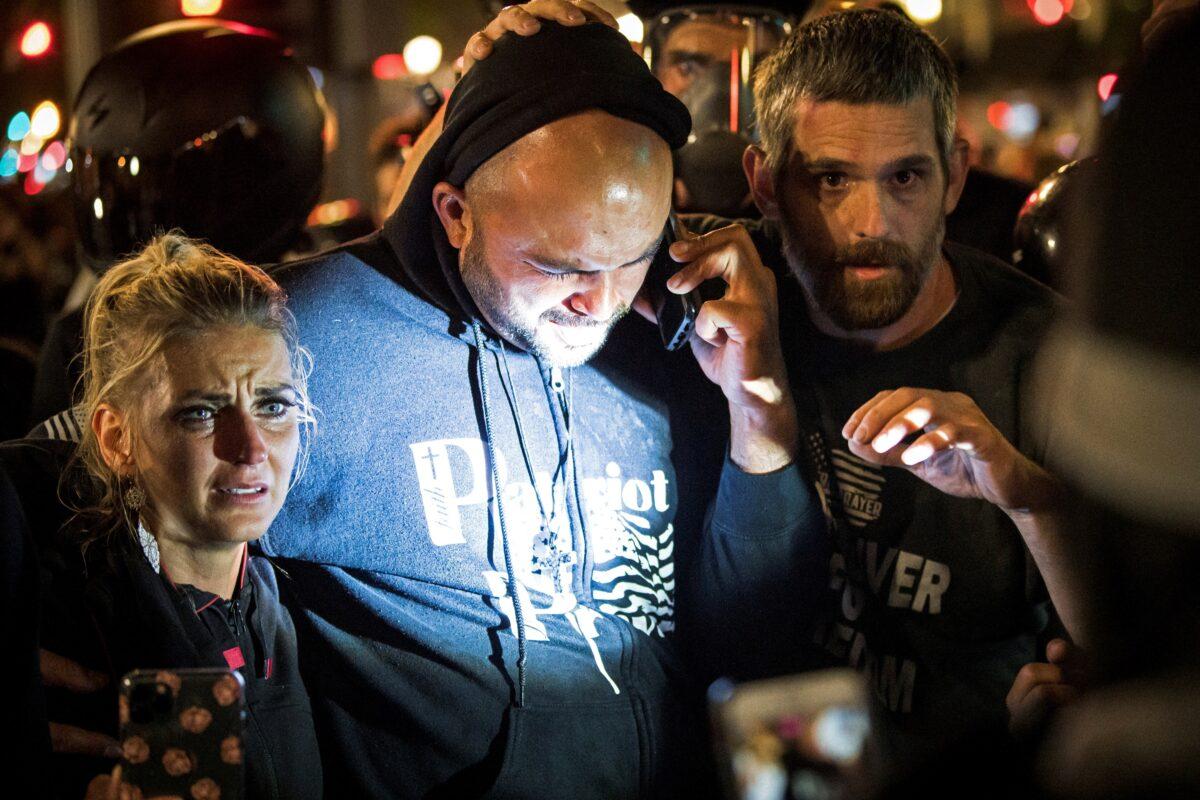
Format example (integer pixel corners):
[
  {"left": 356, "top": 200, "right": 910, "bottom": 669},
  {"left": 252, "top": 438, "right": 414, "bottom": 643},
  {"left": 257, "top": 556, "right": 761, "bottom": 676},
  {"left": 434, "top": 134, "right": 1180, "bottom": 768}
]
[
  {"left": 432, "top": 110, "right": 673, "bottom": 368},
  {"left": 252, "top": 20, "right": 806, "bottom": 799}
]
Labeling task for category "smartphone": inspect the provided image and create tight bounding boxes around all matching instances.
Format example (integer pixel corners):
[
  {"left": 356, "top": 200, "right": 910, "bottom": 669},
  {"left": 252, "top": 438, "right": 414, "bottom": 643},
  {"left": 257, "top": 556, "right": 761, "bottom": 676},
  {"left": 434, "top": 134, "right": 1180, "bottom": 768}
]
[
  {"left": 118, "top": 668, "right": 246, "bottom": 800},
  {"left": 645, "top": 215, "right": 705, "bottom": 351},
  {"left": 709, "top": 669, "right": 873, "bottom": 800}
]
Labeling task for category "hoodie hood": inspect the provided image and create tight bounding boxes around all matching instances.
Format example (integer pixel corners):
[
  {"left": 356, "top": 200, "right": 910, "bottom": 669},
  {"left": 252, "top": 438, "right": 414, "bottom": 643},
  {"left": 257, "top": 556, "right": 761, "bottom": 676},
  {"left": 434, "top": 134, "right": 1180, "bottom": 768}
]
[{"left": 381, "top": 21, "right": 691, "bottom": 323}]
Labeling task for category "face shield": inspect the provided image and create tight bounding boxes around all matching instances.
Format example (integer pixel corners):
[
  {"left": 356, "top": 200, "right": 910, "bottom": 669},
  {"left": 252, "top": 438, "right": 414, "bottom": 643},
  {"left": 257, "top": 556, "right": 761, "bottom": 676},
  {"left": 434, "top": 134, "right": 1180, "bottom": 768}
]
[{"left": 641, "top": 6, "right": 795, "bottom": 216}]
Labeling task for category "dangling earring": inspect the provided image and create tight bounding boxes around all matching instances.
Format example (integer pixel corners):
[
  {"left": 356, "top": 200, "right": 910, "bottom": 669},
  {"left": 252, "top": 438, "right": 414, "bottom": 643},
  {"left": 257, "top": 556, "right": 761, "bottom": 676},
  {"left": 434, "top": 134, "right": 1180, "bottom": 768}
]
[{"left": 124, "top": 481, "right": 146, "bottom": 511}]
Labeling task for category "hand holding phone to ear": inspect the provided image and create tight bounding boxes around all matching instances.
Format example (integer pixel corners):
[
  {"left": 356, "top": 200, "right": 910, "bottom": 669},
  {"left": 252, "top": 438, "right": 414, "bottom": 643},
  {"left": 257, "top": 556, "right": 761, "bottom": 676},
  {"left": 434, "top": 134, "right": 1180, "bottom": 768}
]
[{"left": 665, "top": 223, "right": 798, "bottom": 473}]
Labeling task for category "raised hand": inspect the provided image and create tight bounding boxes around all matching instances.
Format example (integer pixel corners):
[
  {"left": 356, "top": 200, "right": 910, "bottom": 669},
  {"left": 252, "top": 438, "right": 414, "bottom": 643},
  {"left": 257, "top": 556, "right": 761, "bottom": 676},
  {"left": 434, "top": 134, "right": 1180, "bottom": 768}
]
[
  {"left": 842, "top": 387, "right": 1061, "bottom": 514},
  {"left": 463, "top": 1, "right": 619, "bottom": 75},
  {"left": 664, "top": 224, "right": 797, "bottom": 473}
]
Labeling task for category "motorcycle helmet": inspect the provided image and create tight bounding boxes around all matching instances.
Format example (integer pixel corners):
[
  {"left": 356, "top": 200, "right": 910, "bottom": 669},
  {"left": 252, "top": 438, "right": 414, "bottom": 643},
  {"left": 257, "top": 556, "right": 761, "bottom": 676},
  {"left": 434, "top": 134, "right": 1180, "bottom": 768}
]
[{"left": 68, "top": 19, "right": 325, "bottom": 268}]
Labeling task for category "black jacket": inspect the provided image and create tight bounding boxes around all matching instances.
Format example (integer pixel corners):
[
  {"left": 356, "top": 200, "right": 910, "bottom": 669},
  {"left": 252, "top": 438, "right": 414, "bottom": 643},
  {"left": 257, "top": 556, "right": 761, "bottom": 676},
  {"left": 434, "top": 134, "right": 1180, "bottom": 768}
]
[
  {"left": 0, "top": 462, "right": 51, "bottom": 798},
  {"left": 2, "top": 431, "right": 322, "bottom": 800},
  {"left": 39, "top": 521, "right": 323, "bottom": 800}
]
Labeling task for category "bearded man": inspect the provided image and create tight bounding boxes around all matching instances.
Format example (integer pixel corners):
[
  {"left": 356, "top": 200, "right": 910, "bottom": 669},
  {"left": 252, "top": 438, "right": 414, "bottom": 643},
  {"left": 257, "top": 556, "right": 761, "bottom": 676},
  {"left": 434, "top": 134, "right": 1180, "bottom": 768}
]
[{"left": 689, "top": 8, "right": 1075, "bottom": 762}]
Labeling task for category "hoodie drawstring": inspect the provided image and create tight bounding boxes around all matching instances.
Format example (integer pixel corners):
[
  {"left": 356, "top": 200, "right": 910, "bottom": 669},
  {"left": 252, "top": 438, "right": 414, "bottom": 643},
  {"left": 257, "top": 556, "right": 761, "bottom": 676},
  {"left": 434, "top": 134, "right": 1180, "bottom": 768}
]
[{"left": 473, "top": 320, "right": 528, "bottom": 707}]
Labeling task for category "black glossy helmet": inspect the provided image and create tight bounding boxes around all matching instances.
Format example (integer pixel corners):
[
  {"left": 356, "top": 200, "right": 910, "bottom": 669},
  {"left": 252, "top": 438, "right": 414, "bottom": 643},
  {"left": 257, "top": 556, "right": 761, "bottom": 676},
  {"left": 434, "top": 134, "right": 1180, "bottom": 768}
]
[
  {"left": 1012, "top": 157, "right": 1098, "bottom": 287},
  {"left": 67, "top": 19, "right": 325, "bottom": 269}
]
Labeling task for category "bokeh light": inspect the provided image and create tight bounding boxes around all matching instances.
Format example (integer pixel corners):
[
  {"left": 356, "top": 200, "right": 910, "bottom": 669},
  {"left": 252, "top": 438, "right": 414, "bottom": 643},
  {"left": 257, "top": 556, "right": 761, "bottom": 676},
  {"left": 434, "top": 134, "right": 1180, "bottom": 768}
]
[
  {"left": 30, "top": 101, "right": 61, "bottom": 139},
  {"left": 33, "top": 161, "right": 57, "bottom": 184},
  {"left": 7, "top": 112, "right": 31, "bottom": 142},
  {"left": 41, "top": 141, "right": 66, "bottom": 171},
  {"left": 986, "top": 101, "right": 1011, "bottom": 130},
  {"left": 986, "top": 99, "right": 1039, "bottom": 141},
  {"left": 20, "top": 22, "right": 53, "bottom": 58},
  {"left": 1005, "top": 102, "right": 1040, "bottom": 140},
  {"left": 1097, "top": 73, "right": 1118, "bottom": 101},
  {"left": 372, "top": 53, "right": 407, "bottom": 81},
  {"left": 308, "top": 198, "right": 361, "bottom": 227},
  {"left": 403, "top": 36, "right": 442, "bottom": 76},
  {"left": 1054, "top": 132, "right": 1081, "bottom": 159},
  {"left": 20, "top": 134, "right": 44, "bottom": 156},
  {"left": 181, "top": 0, "right": 223, "bottom": 16},
  {"left": 617, "top": 13, "right": 645, "bottom": 43},
  {"left": 902, "top": 0, "right": 943, "bottom": 24},
  {"left": 0, "top": 149, "right": 18, "bottom": 178},
  {"left": 1028, "top": 0, "right": 1073, "bottom": 26}
]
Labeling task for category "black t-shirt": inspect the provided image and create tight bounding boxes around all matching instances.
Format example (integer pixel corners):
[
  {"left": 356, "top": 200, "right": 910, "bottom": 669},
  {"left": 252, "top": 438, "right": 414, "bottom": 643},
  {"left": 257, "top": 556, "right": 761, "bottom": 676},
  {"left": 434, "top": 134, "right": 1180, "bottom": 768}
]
[{"left": 686, "top": 215, "right": 1060, "bottom": 754}]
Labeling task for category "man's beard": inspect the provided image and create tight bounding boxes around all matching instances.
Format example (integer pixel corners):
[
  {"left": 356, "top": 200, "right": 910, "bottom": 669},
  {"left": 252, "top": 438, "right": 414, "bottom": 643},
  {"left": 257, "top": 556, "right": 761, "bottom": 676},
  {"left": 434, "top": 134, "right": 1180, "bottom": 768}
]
[
  {"left": 460, "top": 229, "right": 629, "bottom": 367},
  {"left": 779, "top": 216, "right": 944, "bottom": 332}
]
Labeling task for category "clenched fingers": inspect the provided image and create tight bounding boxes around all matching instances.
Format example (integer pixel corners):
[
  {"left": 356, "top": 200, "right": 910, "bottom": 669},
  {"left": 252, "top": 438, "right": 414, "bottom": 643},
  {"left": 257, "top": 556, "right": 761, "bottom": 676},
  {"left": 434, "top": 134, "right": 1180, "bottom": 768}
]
[
  {"left": 693, "top": 298, "right": 766, "bottom": 347},
  {"left": 1009, "top": 682, "right": 1080, "bottom": 735},
  {"left": 1008, "top": 662, "right": 1067, "bottom": 708},
  {"left": 1007, "top": 659, "right": 1082, "bottom": 735}
]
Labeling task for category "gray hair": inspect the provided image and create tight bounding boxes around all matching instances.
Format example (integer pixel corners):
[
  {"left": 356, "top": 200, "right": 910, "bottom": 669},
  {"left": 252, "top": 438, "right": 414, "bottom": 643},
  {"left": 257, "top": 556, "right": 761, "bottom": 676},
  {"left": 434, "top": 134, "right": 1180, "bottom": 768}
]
[{"left": 753, "top": 9, "right": 958, "bottom": 176}]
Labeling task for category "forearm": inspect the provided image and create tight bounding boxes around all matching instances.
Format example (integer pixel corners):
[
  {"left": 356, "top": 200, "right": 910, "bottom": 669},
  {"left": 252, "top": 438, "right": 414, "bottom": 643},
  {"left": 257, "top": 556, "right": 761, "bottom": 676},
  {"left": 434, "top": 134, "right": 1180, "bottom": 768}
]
[
  {"left": 991, "top": 451, "right": 1095, "bottom": 645},
  {"left": 1007, "top": 490, "right": 1095, "bottom": 647},
  {"left": 685, "top": 456, "right": 830, "bottom": 679},
  {"left": 728, "top": 393, "right": 799, "bottom": 474}
]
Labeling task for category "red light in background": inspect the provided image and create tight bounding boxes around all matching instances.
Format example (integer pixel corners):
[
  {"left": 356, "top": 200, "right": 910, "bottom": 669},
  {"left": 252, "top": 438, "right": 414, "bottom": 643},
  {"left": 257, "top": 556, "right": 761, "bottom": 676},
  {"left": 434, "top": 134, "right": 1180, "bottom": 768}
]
[
  {"left": 41, "top": 141, "right": 66, "bottom": 171},
  {"left": 23, "top": 173, "right": 44, "bottom": 195},
  {"left": 1097, "top": 73, "right": 1118, "bottom": 101},
  {"left": 372, "top": 54, "right": 408, "bottom": 80},
  {"left": 19, "top": 22, "right": 53, "bottom": 57},
  {"left": 729, "top": 48, "right": 740, "bottom": 133},
  {"left": 987, "top": 101, "right": 1012, "bottom": 130},
  {"left": 181, "top": 0, "right": 223, "bottom": 16},
  {"left": 1027, "top": 0, "right": 1073, "bottom": 25}
]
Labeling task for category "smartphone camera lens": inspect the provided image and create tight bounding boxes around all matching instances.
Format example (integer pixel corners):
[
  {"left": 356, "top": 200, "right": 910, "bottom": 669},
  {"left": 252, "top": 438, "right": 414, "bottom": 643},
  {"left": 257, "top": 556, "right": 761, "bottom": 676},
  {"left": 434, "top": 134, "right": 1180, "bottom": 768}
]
[{"left": 129, "top": 682, "right": 174, "bottom": 723}]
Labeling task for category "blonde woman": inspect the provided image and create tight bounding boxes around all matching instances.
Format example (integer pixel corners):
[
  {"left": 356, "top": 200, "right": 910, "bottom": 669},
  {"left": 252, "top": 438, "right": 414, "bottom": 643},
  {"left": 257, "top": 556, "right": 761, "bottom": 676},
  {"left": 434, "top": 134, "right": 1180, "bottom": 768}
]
[{"left": 35, "top": 233, "right": 321, "bottom": 799}]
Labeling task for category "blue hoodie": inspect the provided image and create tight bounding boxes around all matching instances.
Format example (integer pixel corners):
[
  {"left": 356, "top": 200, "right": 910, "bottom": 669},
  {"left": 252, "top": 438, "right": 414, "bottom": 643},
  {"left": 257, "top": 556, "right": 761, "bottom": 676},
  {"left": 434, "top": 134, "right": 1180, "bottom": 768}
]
[
  {"left": 263, "top": 227, "right": 700, "bottom": 797},
  {"left": 258, "top": 22, "right": 717, "bottom": 798}
]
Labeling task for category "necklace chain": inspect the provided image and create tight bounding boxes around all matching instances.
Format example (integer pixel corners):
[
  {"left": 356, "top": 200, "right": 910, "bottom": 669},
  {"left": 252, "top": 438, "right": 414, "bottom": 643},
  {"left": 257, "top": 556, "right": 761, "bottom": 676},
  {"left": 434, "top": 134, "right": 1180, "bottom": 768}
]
[{"left": 497, "top": 342, "right": 576, "bottom": 593}]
